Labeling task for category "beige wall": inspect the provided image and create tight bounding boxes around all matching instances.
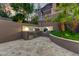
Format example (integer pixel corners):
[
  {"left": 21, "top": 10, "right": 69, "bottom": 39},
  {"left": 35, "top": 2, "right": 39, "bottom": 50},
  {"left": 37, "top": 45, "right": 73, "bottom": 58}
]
[{"left": 0, "top": 20, "right": 22, "bottom": 43}]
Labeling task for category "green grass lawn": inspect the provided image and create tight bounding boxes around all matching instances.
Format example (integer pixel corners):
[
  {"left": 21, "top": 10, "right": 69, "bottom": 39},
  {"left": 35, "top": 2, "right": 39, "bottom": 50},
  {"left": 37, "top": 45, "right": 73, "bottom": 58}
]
[{"left": 50, "top": 31, "right": 79, "bottom": 41}]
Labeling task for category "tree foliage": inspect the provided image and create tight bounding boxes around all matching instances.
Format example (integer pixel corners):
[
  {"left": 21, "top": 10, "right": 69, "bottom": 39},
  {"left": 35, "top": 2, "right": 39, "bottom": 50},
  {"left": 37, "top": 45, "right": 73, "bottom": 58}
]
[
  {"left": 0, "top": 10, "right": 9, "bottom": 18},
  {"left": 10, "top": 3, "right": 34, "bottom": 23},
  {"left": 12, "top": 13, "right": 25, "bottom": 23},
  {"left": 31, "top": 16, "right": 39, "bottom": 24},
  {"left": 10, "top": 3, "right": 34, "bottom": 14},
  {"left": 52, "top": 3, "right": 79, "bottom": 32},
  {"left": 0, "top": 4, "right": 9, "bottom": 18}
]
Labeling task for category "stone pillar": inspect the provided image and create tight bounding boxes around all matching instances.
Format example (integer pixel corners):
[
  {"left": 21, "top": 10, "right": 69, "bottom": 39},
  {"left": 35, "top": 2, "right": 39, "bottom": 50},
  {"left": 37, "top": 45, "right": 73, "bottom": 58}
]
[{"left": 23, "top": 32, "right": 29, "bottom": 40}]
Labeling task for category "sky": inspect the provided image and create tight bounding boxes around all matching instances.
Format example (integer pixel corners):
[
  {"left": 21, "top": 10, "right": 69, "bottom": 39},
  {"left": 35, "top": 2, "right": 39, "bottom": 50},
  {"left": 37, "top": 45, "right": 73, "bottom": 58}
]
[{"left": 34, "top": 3, "right": 47, "bottom": 9}]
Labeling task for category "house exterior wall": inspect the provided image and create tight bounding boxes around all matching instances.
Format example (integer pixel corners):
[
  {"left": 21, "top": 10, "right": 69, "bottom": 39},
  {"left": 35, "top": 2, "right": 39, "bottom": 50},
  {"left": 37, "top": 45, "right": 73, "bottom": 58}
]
[
  {"left": 51, "top": 3, "right": 56, "bottom": 15},
  {"left": 37, "top": 3, "right": 57, "bottom": 21}
]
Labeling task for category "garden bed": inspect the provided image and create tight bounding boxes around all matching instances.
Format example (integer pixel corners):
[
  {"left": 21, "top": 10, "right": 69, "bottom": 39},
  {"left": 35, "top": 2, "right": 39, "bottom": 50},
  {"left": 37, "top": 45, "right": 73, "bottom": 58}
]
[{"left": 50, "top": 31, "right": 79, "bottom": 41}]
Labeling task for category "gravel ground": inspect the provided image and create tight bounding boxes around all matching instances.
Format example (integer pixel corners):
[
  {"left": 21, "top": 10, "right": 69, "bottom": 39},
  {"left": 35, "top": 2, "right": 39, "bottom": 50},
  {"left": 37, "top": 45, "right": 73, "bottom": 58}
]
[{"left": 0, "top": 37, "right": 78, "bottom": 56}]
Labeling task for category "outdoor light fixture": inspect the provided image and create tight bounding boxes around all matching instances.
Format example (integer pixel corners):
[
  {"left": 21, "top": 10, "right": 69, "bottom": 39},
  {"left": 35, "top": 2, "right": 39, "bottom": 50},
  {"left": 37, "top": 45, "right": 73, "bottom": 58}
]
[
  {"left": 46, "top": 26, "right": 53, "bottom": 31},
  {"left": 22, "top": 26, "right": 29, "bottom": 31}
]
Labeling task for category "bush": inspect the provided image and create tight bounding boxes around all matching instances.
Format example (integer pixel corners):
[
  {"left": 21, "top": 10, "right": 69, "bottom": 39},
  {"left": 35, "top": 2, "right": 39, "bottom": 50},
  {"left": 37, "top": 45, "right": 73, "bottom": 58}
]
[
  {"left": 12, "top": 13, "right": 25, "bottom": 23},
  {"left": 50, "top": 30, "right": 79, "bottom": 41},
  {"left": 0, "top": 11, "right": 9, "bottom": 18}
]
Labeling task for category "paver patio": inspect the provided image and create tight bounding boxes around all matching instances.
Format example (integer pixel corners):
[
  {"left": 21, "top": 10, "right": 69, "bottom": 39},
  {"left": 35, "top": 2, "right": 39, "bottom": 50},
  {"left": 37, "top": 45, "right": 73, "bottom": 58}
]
[{"left": 0, "top": 37, "right": 78, "bottom": 56}]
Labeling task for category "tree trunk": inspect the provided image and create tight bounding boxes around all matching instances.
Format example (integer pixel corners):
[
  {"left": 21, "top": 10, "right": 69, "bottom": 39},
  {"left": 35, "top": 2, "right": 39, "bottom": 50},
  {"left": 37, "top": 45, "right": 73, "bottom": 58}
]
[
  {"left": 58, "top": 22, "right": 65, "bottom": 32},
  {"left": 72, "top": 20, "right": 78, "bottom": 32}
]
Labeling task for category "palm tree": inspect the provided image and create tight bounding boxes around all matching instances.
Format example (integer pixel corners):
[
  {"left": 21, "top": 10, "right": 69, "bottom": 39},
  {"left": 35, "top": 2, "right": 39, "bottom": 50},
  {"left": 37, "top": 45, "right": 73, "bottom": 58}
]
[
  {"left": 52, "top": 3, "right": 79, "bottom": 32},
  {"left": 53, "top": 3, "right": 70, "bottom": 32},
  {"left": 53, "top": 12, "right": 66, "bottom": 31},
  {"left": 67, "top": 4, "right": 79, "bottom": 32}
]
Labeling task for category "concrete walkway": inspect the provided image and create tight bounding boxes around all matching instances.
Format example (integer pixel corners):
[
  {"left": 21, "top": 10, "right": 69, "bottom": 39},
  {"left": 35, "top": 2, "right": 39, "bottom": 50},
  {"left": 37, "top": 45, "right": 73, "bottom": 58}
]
[{"left": 0, "top": 37, "right": 78, "bottom": 56}]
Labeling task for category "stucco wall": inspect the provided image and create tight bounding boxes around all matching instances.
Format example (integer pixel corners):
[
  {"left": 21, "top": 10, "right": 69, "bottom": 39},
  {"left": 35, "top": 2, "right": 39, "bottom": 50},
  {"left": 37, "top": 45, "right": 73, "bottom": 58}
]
[{"left": 0, "top": 20, "right": 22, "bottom": 43}]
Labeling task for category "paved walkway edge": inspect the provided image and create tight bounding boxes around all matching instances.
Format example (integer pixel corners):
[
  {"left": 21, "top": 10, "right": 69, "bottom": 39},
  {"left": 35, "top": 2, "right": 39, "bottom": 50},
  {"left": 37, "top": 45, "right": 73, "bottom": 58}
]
[{"left": 49, "top": 34, "right": 79, "bottom": 43}]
